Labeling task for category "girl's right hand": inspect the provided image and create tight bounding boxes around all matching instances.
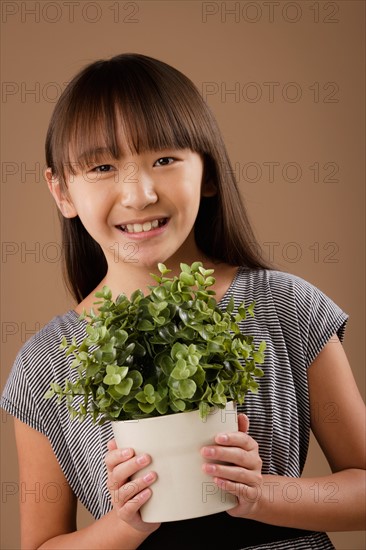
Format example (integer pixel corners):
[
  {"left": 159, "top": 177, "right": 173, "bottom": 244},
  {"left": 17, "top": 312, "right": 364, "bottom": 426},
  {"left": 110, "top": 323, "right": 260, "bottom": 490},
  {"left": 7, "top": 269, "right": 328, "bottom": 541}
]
[{"left": 105, "top": 439, "right": 161, "bottom": 534}]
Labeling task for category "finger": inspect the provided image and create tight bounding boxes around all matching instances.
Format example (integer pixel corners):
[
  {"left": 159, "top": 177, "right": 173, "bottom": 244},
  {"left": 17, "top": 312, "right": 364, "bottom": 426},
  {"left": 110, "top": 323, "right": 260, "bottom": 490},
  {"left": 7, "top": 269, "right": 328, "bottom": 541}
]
[
  {"left": 201, "top": 432, "right": 261, "bottom": 468},
  {"left": 105, "top": 447, "right": 135, "bottom": 472},
  {"left": 215, "top": 476, "right": 261, "bottom": 503},
  {"left": 238, "top": 413, "right": 249, "bottom": 433},
  {"left": 107, "top": 453, "right": 154, "bottom": 492},
  {"left": 212, "top": 430, "right": 258, "bottom": 451},
  {"left": 201, "top": 444, "right": 261, "bottom": 471},
  {"left": 113, "top": 471, "right": 158, "bottom": 508},
  {"left": 107, "top": 438, "right": 117, "bottom": 451},
  {"left": 115, "top": 485, "right": 154, "bottom": 522},
  {"left": 202, "top": 462, "right": 262, "bottom": 486}
]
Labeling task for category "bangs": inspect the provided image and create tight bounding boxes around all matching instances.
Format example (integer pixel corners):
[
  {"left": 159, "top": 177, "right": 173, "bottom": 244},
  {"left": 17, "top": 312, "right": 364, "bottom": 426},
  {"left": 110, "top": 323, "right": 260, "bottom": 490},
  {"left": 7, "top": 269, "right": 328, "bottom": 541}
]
[{"left": 48, "top": 55, "right": 214, "bottom": 179}]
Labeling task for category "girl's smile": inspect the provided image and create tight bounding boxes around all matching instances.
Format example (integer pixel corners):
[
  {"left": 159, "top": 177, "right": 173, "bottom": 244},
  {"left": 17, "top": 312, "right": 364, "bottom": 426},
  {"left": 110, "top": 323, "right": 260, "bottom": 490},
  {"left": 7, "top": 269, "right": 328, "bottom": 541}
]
[{"left": 115, "top": 216, "right": 169, "bottom": 238}]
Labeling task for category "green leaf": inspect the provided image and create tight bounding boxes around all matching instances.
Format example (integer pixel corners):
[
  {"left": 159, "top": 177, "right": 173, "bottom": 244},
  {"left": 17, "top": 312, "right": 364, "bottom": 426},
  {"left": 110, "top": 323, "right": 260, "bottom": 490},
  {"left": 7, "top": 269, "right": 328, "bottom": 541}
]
[
  {"left": 171, "top": 399, "right": 186, "bottom": 412},
  {"left": 171, "top": 379, "right": 196, "bottom": 399},
  {"left": 195, "top": 273, "right": 205, "bottom": 286},
  {"left": 258, "top": 341, "right": 267, "bottom": 353},
  {"left": 137, "top": 319, "right": 154, "bottom": 331},
  {"left": 144, "top": 384, "right": 155, "bottom": 398},
  {"left": 253, "top": 351, "right": 265, "bottom": 364},
  {"left": 204, "top": 276, "right": 215, "bottom": 287},
  {"left": 44, "top": 387, "right": 54, "bottom": 399},
  {"left": 155, "top": 397, "right": 169, "bottom": 415},
  {"left": 199, "top": 401, "right": 211, "bottom": 419},
  {"left": 179, "top": 272, "right": 195, "bottom": 286},
  {"left": 130, "top": 289, "right": 144, "bottom": 302},
  {"left": 180, "top": 263, "right": 191, "bottom": 274},
  {"left": 113, "top": 378, "right": 134, "bottom": 396},
  {"left": 103, "top": 373, "right": 121, "bottom": 385},
  {"left": 94, "top": 286, "right": 112, "bottom": 300},
  {"left": 138, "top": 402, "right": 156, "bottom": 414},
  {"left": 157, "top": 354, "right": 174, "bottom": 375},
  {"left": 59, "top": 336, "right": 67, "bottom": 350},
  {"left": 191, "top": 261, "right": 203, "bottom": 272},
  {"left": 247, "top": 301, "right": 256, "bottom": 317},
  {"left": 114, "top": 329, "right": 128, "bottom": 346},
  {"left": 128, "top": 370, "right": 143, "bottom": 388},
  {"left": 226, "top": 296, "right": 235, "bottom": 314},
  {"left": 85, "top": 362, "right": 102, "bottom": 377},
  {"left": 158, "top": 263, "right": 171, "bottom": 276},
  {"left": 153, "top": 286, "right": 168, "bottom": 300},
  {"left": 207, "top": 340, "right": 224, "bottom": 353}
]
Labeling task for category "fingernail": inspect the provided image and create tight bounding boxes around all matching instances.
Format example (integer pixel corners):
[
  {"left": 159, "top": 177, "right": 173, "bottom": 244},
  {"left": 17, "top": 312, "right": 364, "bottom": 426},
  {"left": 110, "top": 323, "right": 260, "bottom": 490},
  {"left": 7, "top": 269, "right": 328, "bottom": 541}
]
[
  {"left": 121, "top": 448, "right": 132, "bottom": 458},
  {"left": 205, "top": 463, "right": 216, "bottom": 473},
  {"left": 202, "top": 447, "right": 215, "bottom": 457},
  {"left": 140, "top": 488, "right": 151, "bottom": 501},
  {"left": 143, "top": 472, "right": 155, "bottom": 482},
  {"left": 217, "top": 433, "right": 228, "bottom": 443},
  {"left": 136, "top": 454, "right": 149, "bottom": 465}
]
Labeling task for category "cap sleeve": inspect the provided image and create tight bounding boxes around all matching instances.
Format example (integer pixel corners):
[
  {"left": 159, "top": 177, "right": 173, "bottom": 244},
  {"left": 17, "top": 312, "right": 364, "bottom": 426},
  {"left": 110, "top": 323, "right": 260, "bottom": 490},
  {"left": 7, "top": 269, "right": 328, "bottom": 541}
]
[
  {"left": 1, "top": 349, "right": 46, "bottom": 434},
  {"left": 291, "top": 276, "right": 348, "bottom": 367},
  {"left": 269, "top": 271, "right": 349, "bottom": 368}
]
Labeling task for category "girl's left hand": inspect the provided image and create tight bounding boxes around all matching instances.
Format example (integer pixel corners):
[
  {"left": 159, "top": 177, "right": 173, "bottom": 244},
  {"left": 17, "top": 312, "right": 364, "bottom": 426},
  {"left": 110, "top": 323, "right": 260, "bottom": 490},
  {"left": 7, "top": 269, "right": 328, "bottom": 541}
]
[{"left": 200, "top": 413, "right": 262, "bottom": 518}]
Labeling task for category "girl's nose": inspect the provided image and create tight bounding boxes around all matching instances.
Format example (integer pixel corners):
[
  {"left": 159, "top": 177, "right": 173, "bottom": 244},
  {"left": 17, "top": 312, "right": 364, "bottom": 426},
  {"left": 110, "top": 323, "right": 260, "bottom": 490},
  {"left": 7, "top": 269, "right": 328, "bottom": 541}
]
[{"left": 118, "top": 169, "right": 158, "bottom": 210}]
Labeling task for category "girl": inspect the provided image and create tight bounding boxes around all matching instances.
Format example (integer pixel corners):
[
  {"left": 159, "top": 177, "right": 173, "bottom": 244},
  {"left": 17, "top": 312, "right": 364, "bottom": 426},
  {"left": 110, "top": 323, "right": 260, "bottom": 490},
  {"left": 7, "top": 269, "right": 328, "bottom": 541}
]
[{"left": 1, "top": 53, "right": 365, "bottom": 550}]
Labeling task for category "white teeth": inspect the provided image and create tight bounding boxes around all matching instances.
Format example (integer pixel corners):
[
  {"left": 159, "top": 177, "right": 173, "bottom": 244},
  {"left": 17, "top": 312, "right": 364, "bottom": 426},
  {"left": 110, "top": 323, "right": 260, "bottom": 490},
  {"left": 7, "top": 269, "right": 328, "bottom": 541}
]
[{"left": 121, "top": 219, "right": 163, "bottom": 233}]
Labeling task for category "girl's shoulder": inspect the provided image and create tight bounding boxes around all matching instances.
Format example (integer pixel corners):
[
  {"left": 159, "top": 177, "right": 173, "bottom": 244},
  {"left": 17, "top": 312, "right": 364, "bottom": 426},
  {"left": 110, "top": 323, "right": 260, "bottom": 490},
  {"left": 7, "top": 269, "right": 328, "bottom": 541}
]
[
  {"left": 225, "top": 266, "right": 326, "bottom": 304},
  {"left": 229, "top": 267, "right": 348, "bottom": 359},
  {"left": 231, "top": 266, "right": 342, "bottom": 306},
  {"left": 16, "top": 309, "right": 87, "bottom": 366},
  {"left": 227, "top": 266, "right": 348, "bottom": 330},
  {"left": 1, "top": 310, "right": 88, "bottom": 432}
]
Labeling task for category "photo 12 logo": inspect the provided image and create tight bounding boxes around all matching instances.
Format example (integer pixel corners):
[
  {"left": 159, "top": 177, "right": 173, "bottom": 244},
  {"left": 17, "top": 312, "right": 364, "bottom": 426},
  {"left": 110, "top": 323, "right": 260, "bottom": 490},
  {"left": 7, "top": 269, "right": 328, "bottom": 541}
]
[
  {"left": 201, "top": 81, "right": 340, "bottom": 104},
  {"left": 226, "top": 161, "right": 340, "bottom": 184},
  {"left": 201, "top": 2, "right": 340, "bottom": 24},
  {"left": 1, "top": 1, "right": 140, "bottom": 24}
]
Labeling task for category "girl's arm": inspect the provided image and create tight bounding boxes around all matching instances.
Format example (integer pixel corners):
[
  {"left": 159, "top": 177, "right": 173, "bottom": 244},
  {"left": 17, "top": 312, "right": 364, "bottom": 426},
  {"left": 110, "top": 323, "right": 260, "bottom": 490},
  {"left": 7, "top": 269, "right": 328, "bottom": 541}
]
[
  {"left": 14, "top": 419, "right": 156, "bottom": 550},
  {"left": 254, "top": 335, "right": 366, "bottom": 531},
  {"left": 202, "top": 336, "right": 366, "bottom": 531}
]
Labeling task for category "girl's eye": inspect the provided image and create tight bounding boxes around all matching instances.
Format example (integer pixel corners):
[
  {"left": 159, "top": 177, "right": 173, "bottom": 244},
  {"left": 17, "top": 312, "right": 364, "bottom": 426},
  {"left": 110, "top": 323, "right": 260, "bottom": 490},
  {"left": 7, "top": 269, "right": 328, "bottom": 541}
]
[
  {"left": 91, "top": 164, "right": 115, "bottom": 173},
  {"left": 154, "top": 157, "right": 175, "bottom": 167}
]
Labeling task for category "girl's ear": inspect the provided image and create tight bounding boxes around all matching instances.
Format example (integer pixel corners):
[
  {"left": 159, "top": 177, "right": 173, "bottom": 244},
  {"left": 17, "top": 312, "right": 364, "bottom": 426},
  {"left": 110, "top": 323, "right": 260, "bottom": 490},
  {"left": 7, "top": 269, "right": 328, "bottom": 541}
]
[
  {"left": 201, "top": 178, "right": 217, "bottom": 198},
  {"left": 201, "top": 158, "right": 217, "bottom": 197},
  {"left": 45, "top": 168, "right": 77, "bottom": 218}
]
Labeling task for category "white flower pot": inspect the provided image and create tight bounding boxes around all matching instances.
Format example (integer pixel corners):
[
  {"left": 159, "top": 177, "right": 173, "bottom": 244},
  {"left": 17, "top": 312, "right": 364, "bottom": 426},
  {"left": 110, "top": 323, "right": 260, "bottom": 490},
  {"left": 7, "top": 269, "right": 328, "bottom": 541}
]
[{"left": 112, "top": 401, "right": 238, "bottom": 523}]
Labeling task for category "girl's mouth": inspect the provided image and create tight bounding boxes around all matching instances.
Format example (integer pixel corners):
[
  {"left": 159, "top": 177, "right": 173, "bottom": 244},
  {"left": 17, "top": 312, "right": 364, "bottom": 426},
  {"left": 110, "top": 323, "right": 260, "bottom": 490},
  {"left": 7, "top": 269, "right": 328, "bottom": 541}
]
[{"left": 117, "top": 218, "right": 168, "bottom": 234}]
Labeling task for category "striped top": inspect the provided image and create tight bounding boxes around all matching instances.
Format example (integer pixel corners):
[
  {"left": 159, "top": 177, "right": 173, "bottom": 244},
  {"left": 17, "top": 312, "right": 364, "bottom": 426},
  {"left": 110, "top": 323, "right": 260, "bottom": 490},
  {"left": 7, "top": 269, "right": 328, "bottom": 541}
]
[{"left": 1, "top": 268, "right": 348, "bottom": 549}]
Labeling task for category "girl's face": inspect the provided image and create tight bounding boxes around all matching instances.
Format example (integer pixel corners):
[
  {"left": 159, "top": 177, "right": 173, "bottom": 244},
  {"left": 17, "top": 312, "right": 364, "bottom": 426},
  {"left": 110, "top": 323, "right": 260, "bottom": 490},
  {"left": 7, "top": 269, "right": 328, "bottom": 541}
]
[{"left": 49, "top": 147, "right": 209, "bottom": 271}]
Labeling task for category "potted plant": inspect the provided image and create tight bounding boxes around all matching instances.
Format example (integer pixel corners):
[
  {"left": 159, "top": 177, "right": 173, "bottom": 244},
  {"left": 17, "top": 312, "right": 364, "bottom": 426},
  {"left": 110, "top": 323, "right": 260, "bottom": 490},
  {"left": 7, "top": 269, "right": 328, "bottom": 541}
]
[{"left": 45, "top": 262, "right": 266, "bottom": 522}]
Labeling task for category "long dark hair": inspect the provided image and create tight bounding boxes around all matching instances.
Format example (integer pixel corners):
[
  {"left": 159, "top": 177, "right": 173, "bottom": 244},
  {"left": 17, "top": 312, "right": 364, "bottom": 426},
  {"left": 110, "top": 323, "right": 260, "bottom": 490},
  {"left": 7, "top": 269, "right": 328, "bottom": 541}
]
[{"left": 45, "top": 53, "right": 270, "bottom": 303}]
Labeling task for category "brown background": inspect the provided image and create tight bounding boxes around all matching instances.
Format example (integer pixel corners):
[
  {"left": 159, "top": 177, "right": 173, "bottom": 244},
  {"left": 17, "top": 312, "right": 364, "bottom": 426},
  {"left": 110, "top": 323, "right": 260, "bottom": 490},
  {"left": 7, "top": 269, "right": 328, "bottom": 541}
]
[{"left": 1, "top": 1, "right": 365, "bottom": 548}]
